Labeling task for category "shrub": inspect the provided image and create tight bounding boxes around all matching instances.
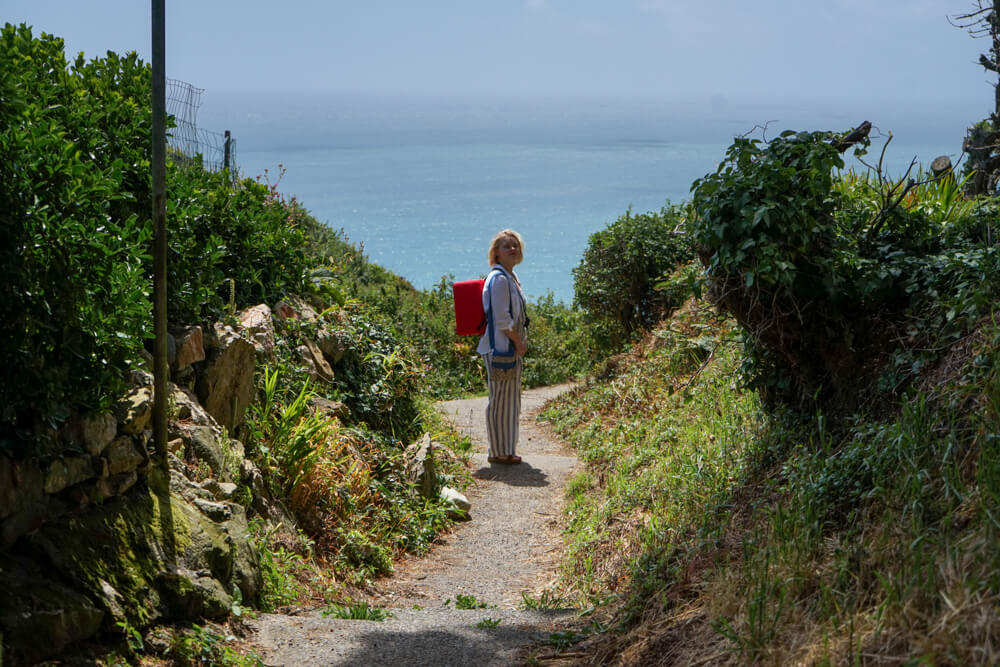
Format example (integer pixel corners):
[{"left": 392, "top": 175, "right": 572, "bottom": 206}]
[
  {"left": 521, "top": 293, "right": 591, "bottom": 386},
  {"left": 691, "top": 129, "right": 999, "bottom": 410},
  {"left": 0, "top": 24, "right": 151, "bottom": 436},
  {"left": 573, "top": 204, "right": 693, "bottom": 353},
  {"left": 166, "top": 164, "right": 310, "bottom": 323},
  {"left": 0, "top": 25, "right": 316, "bottom": 440}
]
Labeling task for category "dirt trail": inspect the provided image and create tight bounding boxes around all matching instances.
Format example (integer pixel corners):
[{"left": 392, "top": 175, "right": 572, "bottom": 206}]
[{"left": 248, "top": 383, "right": 579, "bottom": 666}]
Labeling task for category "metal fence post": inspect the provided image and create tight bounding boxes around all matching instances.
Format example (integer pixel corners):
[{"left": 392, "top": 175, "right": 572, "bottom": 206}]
[
  {"left": 224, "top": 130, "right": 231, "bottom": 170},
  {"left": 151, "top": 0, "right": 169, "bottom": 481}
]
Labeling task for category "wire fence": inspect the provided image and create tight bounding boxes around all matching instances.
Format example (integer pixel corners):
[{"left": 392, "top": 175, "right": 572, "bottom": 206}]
[{"left": 166, "top": 78, "right": 234, "bottom": 172}]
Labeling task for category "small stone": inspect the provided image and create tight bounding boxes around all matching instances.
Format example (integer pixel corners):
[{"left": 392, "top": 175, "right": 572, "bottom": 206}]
[
  {"left": 308, "top": 396, "right": 350, "bottom": 421},
  {"left": 238, "top": 304, "right": 276, "bottom": 359},
  {"left": 116, "top": 386, "right": 153, "bottom": 435},
  {"left": 81, "top": 413, "right": 117, "bottom": 456},
  {"left": 440, "top": 486, "right": 471, "bottom": 520},
  {"left": 104, "top": 436, "right": 145, "bottom": 476},
  {"left": 172, "top": 325, "right": 206, "bottom": 370},
  {"left": 193, "top": 498, "right": 232, "bottom": 521},
  {"left": 44, "top": 456, "right": 95, "bottom": 495}
]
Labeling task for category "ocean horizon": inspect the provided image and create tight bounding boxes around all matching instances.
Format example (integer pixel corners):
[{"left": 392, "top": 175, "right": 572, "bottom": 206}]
[{"left": 198, "top": 92, "right": 976, "bottom": 303}]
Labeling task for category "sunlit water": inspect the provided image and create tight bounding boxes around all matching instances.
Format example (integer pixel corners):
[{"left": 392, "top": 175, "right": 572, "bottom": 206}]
[{"left": 199, "top": 93, "right": 971, "bottom": 303}]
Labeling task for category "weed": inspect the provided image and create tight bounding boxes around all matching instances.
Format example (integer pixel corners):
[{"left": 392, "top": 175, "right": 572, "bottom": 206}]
[
  {"left": 454, "top": 593, "right": 494, "bottom": 609},
  {"left": 321, "top": 602, "right": 392, "bottom": 621},
  {"left": 476, "top": 618, "right": 502, "bottom": 629},
  {"left": 520, "top": 589, "right": 570, "bottom": 610},
  {"left": 116, "top": 619, "right": 143, "bottom": 655},
  {"left": 168, "top": 624, "right": 265, "bottom": 667}
]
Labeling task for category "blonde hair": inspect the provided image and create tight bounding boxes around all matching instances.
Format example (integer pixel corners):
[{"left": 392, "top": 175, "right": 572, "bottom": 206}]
[{"left": 487, "top": 229, "right": 525, "bottom": 266}]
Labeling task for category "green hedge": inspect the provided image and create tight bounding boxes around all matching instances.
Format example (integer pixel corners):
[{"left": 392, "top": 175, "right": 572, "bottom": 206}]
[
  {"left": 0, "top": 25, "right": 152, "bottom": 432},
  {"left": 573, "top": 204, "right": 693, "bottom": 352},
  {"left": 0, "top": 24, "right": 312, "bottom": 441}
]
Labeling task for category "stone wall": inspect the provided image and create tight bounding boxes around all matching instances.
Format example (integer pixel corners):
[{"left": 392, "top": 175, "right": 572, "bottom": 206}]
[{"left": 0, "top": 306, "right": 290, "bottom": 665}]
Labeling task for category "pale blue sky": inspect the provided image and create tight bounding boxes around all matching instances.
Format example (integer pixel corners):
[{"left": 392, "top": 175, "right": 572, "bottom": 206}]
[{"left": 3, "top": 1, "right": 992, "bottom": 109}]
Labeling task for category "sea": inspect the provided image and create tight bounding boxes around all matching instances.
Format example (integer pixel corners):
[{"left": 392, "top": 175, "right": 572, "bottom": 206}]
[{"left": 198, "top": 93, "right": 975, "bottom": 304}]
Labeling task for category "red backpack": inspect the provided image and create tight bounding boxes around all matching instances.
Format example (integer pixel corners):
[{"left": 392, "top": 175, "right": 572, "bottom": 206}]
[{"left": 452, "top": 279, "right": 486, "bottom": 336}]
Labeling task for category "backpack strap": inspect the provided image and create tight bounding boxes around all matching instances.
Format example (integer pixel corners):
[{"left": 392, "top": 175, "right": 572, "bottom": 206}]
[{"left": 484, "top": 268, "right": 515, "bottom": 358}]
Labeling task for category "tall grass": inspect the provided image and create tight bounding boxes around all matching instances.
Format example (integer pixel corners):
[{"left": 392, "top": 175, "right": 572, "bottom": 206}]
[{"left": 546, "top": 301, "right": 1000, "bottom": 664}]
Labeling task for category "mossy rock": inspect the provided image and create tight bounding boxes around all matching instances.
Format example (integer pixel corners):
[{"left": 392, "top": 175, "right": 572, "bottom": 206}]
[
  {"left": 0, "top": 555, "right": 104, "bottom": 664},
  {"left": 26, "top": 484, "right": 261, "bottom": 630}
]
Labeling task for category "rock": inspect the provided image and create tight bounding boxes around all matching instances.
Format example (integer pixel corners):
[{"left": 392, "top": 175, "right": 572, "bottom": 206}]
[
  {"left": 0, "top": 458, "right": 47, "bottom": 547},
  {"left": 405, "top": 433, "right": 434, "bottom": 488},
  {"left": 316, "top": 327, "right": 346, "bottom": 365},
  {"left": 196, "top": 323, "right": 256, "bottom": 434},
  {"left": 132, "top": 368, "right": 155, "bottom": 387},
  {"left": 238, "top": 304, "right": 276, "bottom": 359},
  {"left": 0, "top": 457, "right": 43, "bottom": 520},
  {"left": 274, "top": 296, "right": 318, "bottom": 322},
  {"left": 0, "top": 556, "right": 104, "bottom": 664},
  {"left": 104, "top": 436, "right": 146, "bottom": 476},
  {"left": 44, "top": 456, "right": 96, "bottom": 495},
  {"left": 109, "top": 471, "right": 138, "bottom": 496},
  {"left": 298, "top": 339, "right": 335, "bottom": 382},
  {"left": 168, "top": 437, "right": 185, "bottom": 454},
  {"left": 81, "top": 412, "right": 117, "bottom": 456},
  {"left": 165, "top": 330, "right": 177, "bottom": 368},
  {"left": 28, "top": 486, "right": 262, "bottom": 629},
  {"left": 117, "top": 386, "right": 153, "bottom": 435},
  {"left": 170, "top": 384, "right": 212, "bottom": 425},
  {"left": 440, "top": 486, "right": 471, "bottom": 520},
  {"left": 158, "top": 567, "right": 232, "bottom": 618},
  {"left": 193, "top": 498, "right": 233, "bottom": 522},
  {"left": 201, "top": 478, "right": 239, "bottom": 501},
  {"left": 1, "top": 495, "right": 49, "bottom": 549},
  {"left": 172, "top": 325, "right": 206, "bottom": 370},
  {"left": 308, "top": 396, "right": 350, "bottom": 421},
  {"left": 171, "top": 423, "right": 227, "bottom": 478},
  {"left": 216, "top": 482, "right": 239, "bottom": 500}
]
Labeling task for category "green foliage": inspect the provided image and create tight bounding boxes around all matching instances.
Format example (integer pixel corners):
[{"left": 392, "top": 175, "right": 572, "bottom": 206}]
[
  {"left": 691, "top": 131, "right": 845, "bottom": 293},
  {"left": 454, "top": 593, "right": 492, "bottom": 609},
  {"left": 573, "top": 203, "right": 694, "bottom": 353},
  {"left": 521, "top": 293, "right": 591, "bottom": 387},
  {"left": 692, "top": 129, "right": 999, "bottom": 408},
  {"left": 320, "top": 601, "right": 391, "bottom": 621},
  {"left": 520, "top": 589, "right": 570, "bottom": 610},
  {"left": 0, "top": 24, "right": 153, "bottom": 436},
  {"left": 549, "top": 282, "right": 1000, "bottom": 663},
  {"left": 254, "top": 536, "right": 308, "bottom": 612},
  {"left": 167, "top": 624, "right": 265, "bottom": 667},
  {"left": 316, "top": 305, "right": 425, "bottom": 440},
  {"left": 165, "top": 165, "right": 310, "bottom": 323},
  {"left": 0, "top": 25, "right": 315, "bottom": 440}
]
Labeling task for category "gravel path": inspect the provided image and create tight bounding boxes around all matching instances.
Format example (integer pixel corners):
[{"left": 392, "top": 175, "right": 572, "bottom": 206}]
[{"left": 248, "top": 383, "right": 579, "bottom": 666}]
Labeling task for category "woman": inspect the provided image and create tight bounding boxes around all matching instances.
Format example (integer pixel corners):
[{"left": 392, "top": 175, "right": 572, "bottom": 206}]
[{"left": 477, "top": 229, "right": 528, "bottom": 465}]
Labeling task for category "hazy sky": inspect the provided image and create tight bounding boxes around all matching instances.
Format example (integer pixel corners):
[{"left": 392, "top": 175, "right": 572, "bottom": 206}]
[{"left": 4, "top": 1, "right": 993, "bottom": 109}]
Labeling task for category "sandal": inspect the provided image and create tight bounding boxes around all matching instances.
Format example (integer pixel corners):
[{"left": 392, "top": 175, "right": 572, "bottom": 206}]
[{"left": 487, "top": 455, "right": 522, "bottom": 465}]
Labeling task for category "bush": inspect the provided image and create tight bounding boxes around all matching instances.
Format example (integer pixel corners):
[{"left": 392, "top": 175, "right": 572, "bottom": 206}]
[
  {"left": 521, "top": 293, "right": 591, "bottom": 387},
  {"left": 691, "top": 129, "right": 999, "bottom": 410},
  {"left": 0, "top": 25, "right": 317, "bottom": 440},
  {"left": 0, "top": 24, "right": 152, "bottom": 436},
  {"left": 166, "top": 165, "right": 310, "bottom": 323},
  {"left": 573, "top": 204, "right": 693, "bottom": 353}
]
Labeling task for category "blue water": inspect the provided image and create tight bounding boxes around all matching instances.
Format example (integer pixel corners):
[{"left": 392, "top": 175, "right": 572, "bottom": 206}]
[{"left": 198, "top": 93, "right": 971, "bottom": 303}]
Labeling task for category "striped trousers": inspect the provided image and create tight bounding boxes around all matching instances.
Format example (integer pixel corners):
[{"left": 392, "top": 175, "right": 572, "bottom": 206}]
[{"left": 484, "top": 355, "right": 522, "bottom": 458}]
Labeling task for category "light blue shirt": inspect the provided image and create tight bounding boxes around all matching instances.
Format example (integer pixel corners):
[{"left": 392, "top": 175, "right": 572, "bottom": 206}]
[{"left": 476, "top": 264, "right": 525, "bottom": 356}]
